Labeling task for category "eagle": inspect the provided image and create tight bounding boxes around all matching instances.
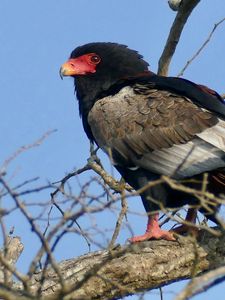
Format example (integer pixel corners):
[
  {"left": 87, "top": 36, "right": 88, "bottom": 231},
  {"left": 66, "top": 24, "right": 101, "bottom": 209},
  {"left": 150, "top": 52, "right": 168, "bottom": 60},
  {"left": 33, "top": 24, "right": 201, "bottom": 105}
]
[{"left": 60, "top": 42, "right": 224, "bottom": 242}]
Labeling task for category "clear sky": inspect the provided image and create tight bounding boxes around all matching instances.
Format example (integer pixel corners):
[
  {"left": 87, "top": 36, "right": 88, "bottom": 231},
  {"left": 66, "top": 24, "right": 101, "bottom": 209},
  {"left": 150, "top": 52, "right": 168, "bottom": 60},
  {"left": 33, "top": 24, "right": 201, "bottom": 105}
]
[{"left": 1, "top": 0, "right": 225, "bottom": 299}]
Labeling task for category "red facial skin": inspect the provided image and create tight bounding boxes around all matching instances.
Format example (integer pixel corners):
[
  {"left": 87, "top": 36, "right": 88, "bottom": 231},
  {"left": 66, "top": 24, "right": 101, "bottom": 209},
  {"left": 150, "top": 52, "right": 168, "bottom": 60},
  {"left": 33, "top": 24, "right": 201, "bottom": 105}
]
[{"left": 60, "top": 53, "right": 101, "bottom": 77}]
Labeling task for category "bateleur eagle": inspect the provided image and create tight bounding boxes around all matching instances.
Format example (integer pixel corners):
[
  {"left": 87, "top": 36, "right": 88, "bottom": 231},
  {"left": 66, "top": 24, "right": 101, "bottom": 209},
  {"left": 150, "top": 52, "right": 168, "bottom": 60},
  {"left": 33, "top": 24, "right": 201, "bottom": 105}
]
[{"left": 60, "top": 42, "right": 224, "bottom": 242}]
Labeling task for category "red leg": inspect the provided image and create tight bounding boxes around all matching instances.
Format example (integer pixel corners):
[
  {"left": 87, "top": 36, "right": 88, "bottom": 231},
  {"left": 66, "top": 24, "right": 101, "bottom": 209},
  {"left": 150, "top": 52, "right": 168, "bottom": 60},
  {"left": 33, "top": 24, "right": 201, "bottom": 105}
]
[
  {"left": 129, "top": 213, "right": 176, "bottom": 243},
  {"left": 171, "top": 208, "right": 198, "bottom": 235}
]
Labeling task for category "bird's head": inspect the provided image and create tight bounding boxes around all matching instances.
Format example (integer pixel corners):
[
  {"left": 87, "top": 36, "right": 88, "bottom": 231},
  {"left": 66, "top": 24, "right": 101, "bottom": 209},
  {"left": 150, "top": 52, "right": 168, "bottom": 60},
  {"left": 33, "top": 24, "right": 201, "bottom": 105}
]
[
  {"left": 60, "top": 42, "right": 150, "bottom": 140},
  {"left": 60, "top": 42, "right": 149, "bottom": 102}
]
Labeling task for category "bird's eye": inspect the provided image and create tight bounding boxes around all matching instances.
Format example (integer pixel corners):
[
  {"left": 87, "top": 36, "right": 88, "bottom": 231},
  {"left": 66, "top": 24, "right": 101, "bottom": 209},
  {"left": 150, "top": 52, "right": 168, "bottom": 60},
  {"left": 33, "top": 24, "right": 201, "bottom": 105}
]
[{"left": 90, "top": 55, "right": 101, "bottom": 64}]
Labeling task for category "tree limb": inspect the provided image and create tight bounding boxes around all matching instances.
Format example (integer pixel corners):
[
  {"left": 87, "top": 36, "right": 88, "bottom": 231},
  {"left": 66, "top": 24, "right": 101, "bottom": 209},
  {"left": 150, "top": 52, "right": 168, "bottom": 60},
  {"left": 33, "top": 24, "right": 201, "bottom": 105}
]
[
  {"left": 5, "top": 229, "right": 223, "bottom": 300},
  {"left": 175, "top": 265, "right": 225, "bottom": 300},
  {"left": 158, "top": 0, "right": 200, "bottom": 76},
  {"left": 0, "top": 237, "right": 24, "bottom": 285}
]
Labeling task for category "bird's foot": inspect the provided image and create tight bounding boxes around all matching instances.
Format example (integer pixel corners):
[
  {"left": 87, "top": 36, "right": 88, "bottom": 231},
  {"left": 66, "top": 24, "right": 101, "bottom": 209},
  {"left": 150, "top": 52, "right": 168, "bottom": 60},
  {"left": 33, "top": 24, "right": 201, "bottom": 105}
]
[
  {"left": 171, "top": 208, "right": 199, "bottom": 237},
  {"left": 171, "top": 224, "right": 199, "bottom": 237},
  {"left": 129, "top": 228, "right": 176, "bottom": 243}
]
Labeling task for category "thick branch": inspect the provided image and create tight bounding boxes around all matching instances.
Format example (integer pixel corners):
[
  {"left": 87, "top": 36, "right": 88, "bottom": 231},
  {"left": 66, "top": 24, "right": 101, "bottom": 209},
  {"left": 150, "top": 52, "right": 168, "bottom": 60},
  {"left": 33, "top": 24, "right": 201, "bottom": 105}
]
[
  {"left": 158, "top": 0, "right": 200, "bottom": 76},
  {"left": 0, "top": 237, "right": 24, "bottom": 285},
  {"left": 11, "top": 229, "right": 224, "bottom": 300}
]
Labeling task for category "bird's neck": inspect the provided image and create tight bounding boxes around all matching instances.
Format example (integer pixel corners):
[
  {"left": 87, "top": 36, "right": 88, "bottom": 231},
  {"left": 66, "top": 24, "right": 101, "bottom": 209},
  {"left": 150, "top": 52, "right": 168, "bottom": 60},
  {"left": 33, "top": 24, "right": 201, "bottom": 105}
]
[
  {"left": 74, "top": 70, "right": 155, "bottom": 141},
  {"left": 74, "top": 75, "right": 125, "bottom": 141}
]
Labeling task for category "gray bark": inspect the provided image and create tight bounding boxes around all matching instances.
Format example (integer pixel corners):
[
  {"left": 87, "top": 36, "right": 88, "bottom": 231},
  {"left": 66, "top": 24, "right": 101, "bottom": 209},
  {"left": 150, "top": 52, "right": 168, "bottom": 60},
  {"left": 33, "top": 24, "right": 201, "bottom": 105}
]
[
  {"left": 1, "top": 230, "right": 225, "bottom": 299},
  {"left": 14, "top": 229, "right": 225, "bottom": 300}
]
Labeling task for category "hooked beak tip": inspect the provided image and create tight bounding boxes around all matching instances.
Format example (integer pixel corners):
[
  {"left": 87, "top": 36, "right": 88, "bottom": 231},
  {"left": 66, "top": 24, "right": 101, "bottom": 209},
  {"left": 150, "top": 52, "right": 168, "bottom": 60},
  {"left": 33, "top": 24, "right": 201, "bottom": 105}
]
[{"left": 59, "top": 67, "right": 64, "bottom": 80}]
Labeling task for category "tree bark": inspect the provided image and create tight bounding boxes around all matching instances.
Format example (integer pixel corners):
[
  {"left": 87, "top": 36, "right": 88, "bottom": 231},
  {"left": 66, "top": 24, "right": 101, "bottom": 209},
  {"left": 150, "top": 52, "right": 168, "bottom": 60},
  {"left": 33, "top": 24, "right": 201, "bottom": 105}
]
[
  {"left": 0, "top": 236, "right": 24, "bottom": 285},
  {"left": 9, "top": 228, "right": 222, "bottom": 300},
  {"left": 158, "top": 0, "right": 201, "bottom": 76}
]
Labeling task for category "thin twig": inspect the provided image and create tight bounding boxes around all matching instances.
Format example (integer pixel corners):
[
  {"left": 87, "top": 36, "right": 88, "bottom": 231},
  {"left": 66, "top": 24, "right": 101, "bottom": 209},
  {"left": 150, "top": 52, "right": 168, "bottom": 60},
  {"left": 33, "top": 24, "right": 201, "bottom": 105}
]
[
  {"left": 0, "top": 177, "right": 66, "bottom": 293},
  {"left": 0, "top": 130, "right": 56, "bottom": 173},
  {"left": 177, "top": 17, "right": 225, "bottom": 77},
  {"left": 108, "top": 185, "right": 128, "bottom": 249}
]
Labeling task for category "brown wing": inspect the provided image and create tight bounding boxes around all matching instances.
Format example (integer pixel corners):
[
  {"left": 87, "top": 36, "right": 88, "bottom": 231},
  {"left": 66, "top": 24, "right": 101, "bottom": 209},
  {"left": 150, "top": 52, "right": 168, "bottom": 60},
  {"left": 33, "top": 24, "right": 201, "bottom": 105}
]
[{"left": 88, "top": 86, "right": 218, "bottom": 166}]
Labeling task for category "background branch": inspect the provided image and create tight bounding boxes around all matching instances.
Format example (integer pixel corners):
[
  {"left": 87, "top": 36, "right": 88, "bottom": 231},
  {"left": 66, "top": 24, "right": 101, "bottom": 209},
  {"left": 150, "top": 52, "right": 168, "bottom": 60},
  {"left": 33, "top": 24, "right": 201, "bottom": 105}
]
[
  {"left": 175, "top": 265, "right": 225, "bottom": 300},
  {"left": 0, "top": 237, "right": 24, "bottom": 285},
  {"left": 177, "top": 17, "right": 225, "bottom": 77},
  {"left": 158, "top": 0, "right": 200, "bottom": 76}
]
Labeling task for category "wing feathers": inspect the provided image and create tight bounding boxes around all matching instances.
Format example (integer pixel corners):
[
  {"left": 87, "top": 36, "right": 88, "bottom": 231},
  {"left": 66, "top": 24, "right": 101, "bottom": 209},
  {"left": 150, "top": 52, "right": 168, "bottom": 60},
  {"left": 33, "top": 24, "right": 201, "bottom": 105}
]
[
  {"left": 197, "top": 119, "right": 225, "bottom": 151},
  {"left": 88, "top": 85, "right": 225, "bottom": 178},
  {"left": 133, "top": 138, "right": 225, "bottom": 179}
]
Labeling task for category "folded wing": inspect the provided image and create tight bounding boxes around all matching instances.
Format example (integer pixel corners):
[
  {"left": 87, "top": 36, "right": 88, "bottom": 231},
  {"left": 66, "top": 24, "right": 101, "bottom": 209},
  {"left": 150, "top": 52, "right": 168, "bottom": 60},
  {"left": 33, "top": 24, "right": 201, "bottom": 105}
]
[{"left": 88, "top": 85, "right": 225, "bottom": 179}]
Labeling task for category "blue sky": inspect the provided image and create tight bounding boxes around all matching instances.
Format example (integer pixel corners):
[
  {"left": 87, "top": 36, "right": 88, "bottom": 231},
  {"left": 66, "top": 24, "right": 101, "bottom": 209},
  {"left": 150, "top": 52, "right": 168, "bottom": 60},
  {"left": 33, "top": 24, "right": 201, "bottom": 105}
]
[{"left": 1, "top": 0, "right": 225, "bottom": 299}]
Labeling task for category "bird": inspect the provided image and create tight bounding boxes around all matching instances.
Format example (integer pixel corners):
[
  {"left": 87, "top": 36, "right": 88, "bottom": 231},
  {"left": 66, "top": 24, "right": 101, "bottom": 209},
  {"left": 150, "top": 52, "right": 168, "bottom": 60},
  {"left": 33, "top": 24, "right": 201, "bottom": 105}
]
[{"left": 60, "top": 42, "right": 225, "bottom": 242}]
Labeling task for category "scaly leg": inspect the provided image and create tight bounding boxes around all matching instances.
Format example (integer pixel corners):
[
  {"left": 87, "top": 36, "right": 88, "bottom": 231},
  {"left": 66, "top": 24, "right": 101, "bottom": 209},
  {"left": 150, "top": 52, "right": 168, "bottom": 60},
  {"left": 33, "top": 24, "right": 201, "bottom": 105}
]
[
  {"left": 171, "top": 208, "right": 198, "bottom": 235},
  {"left": 129, "top": 213, "right": 175, "bottom": 243}
]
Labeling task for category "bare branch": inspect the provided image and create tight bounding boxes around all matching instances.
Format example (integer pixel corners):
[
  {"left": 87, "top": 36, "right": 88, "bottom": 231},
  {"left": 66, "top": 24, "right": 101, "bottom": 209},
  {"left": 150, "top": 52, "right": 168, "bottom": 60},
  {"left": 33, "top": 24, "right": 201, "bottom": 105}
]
[
  {"left": 177, "top": 17, "right": 225, "bottom": 77},
  {"left": 10, "top": 229, "right": 224, "bottom": 300},
  {"left": 0, "top": 176, "right": 66, "bottom": 293},
  {"left": 108, "top": 188, "right": 128, "bottom": 249},
  {"left": 168, "top": 0, "right": 182, "bottom": 11},
  {"left": 158, "top": 0, "right": 200, "bottom": 76},
  {"left": 88, "top": 160, "right": 132, "bottom": 193},
  {"left": 0, "top": 130, "right": 56, "bottom": 174},
  {"left": 175, "top": 265, "right": 225, "bottom": 300},
  {"left": 0, "top": 237, "right": 27, "bottom": 287}
]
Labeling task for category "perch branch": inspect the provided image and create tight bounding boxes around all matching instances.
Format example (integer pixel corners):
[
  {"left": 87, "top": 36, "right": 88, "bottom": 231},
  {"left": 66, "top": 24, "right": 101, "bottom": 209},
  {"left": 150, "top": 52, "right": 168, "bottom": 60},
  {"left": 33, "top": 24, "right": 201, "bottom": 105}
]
[{"left": 3, "top": 229, "right": 223, "bottom": 300}]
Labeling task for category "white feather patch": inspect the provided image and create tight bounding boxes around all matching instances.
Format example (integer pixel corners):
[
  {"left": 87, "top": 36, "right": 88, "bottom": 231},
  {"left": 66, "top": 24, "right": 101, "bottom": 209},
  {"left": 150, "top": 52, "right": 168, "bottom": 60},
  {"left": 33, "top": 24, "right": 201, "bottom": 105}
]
[{"left": 132, "top": 117, "right": 225, "bottom": 179}]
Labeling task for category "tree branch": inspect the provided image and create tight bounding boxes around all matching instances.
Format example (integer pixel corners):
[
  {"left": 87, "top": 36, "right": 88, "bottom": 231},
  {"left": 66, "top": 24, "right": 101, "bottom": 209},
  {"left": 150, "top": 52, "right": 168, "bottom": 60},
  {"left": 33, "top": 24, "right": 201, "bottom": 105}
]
[
  {"left": 177, "top": 17, "right": 225, "bottom": 77},
  {"left": 0, "top": 237, "right": 24, "bottom": 285},
  {"left": 5, "top": 229, "right": 223, "bottom": 300},
  {"left": 158, "top": 0, "right": 200, "bottom": 76},
  {"left": 175, "top": 265, "right": 225, "bottom": 300}
]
